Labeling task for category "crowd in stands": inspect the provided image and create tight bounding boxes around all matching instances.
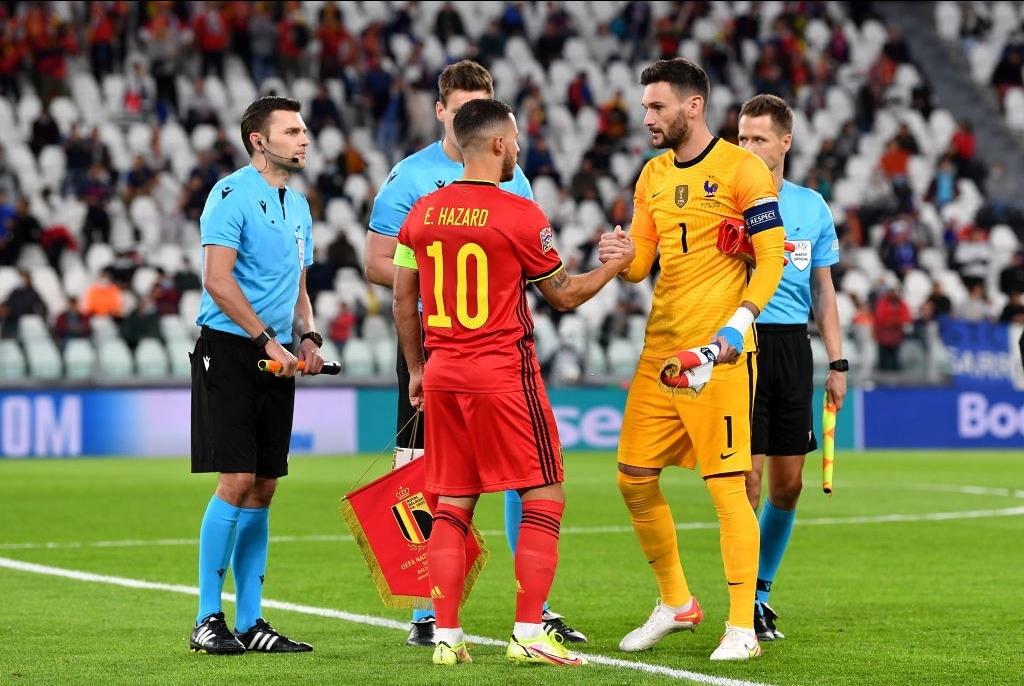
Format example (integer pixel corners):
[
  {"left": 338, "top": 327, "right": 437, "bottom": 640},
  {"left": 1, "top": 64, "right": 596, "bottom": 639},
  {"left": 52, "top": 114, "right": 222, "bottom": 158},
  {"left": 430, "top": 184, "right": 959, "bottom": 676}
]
[{"left": 2, "top": 0, "right": 1024, "bottom": 384}]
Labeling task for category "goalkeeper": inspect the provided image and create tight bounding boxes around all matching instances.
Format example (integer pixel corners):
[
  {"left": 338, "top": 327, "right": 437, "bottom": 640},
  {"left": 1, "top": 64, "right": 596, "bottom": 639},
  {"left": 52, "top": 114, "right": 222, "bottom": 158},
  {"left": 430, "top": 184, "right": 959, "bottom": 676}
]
[
  {"left": 597, "top": 58, "right": 785, "bottom": 661},
  {"left": 736, "top": 94, "right": 847, "bottom": 641}
]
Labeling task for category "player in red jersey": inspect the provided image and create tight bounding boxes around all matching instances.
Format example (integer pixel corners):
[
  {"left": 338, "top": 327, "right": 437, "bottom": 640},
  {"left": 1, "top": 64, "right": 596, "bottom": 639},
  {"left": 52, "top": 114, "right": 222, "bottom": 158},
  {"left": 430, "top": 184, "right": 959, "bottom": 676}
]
[{"left": 393, "top": 98, "right": 633, "bottom": 667}]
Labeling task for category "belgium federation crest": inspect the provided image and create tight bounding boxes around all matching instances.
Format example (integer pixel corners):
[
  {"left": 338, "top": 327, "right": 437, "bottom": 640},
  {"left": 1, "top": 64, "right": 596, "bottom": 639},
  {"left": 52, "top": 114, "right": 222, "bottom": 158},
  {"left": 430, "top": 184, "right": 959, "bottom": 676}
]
[
  {"left": 391, "top": 487, "right": 433, "bottom": 547},
  {"left": 675, "top": 185, "right": 689, "bottom": 208}
]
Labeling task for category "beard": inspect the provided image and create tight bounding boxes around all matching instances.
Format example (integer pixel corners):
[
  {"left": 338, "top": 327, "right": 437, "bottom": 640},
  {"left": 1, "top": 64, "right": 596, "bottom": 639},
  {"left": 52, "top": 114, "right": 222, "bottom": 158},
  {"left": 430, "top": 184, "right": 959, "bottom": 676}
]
[
  {"left": 651, "top": 113, "right": 690, "bottom": 150},
  {"left": 500, "top": 149, "right": 516, "bottom": 182}
]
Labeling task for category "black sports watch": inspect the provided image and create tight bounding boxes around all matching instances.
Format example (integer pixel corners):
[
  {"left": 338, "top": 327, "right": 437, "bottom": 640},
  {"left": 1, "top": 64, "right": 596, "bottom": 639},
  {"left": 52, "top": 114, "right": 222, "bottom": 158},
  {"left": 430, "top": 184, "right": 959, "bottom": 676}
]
[
  {"left": 252, "top": 325, "right": 277, "bottom": 348},
  {"left": 300, "top": 331, "right": 324, "bottom": 348},
  {"left": 829, "top": 358, "right": 849, "bottom": 372}
]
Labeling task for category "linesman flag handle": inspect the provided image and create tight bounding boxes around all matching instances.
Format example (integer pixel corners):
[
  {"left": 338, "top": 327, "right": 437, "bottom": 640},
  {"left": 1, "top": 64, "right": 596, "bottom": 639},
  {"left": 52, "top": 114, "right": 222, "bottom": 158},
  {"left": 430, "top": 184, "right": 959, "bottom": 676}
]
[
  {"left": 822, "top": 397, "right": 837, "bottom": 495},
  {"left": 258, "top": 359, "right": 343, "bottom": 375}
]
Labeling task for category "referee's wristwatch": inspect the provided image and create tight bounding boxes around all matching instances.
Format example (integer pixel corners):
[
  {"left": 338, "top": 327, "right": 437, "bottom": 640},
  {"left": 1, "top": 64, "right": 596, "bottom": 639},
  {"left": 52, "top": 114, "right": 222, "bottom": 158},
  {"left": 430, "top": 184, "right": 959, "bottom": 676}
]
[
  {"left": 828, "top": 358, "right": 849, "bottom": 372},
  {"left": 300, "top": 331, "right": 324, "bottom": 348},
  {"left": 252, "top": 325, "right": 277, "bottom": 349}
]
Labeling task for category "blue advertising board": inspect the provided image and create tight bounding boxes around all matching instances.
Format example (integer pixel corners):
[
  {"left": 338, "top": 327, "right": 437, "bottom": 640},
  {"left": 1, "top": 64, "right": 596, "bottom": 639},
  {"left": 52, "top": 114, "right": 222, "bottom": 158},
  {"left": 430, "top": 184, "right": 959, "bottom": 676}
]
[{"left": 862, "top": 387, "right": 1024, "bottom": 448}]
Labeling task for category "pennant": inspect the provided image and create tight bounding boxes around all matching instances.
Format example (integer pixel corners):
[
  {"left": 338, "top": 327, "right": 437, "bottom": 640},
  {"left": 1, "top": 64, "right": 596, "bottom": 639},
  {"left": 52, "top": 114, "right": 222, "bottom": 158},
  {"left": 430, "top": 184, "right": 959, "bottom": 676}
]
[{"left": 339, "top": 456, "right": 488, "bottom": 609}]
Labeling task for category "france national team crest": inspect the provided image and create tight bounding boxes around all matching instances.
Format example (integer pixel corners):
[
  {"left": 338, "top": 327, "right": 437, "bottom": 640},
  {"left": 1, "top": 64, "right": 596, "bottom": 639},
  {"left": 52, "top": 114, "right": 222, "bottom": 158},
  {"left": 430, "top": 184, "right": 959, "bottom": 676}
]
[
  {"left": 391, "top": 486, "right": 433, "bottom": 547},
  {"left": 789, "top": 239, "right": 812, "bottom": 271},
  {"left": 540, "top": 226, "right": 554, "bottom": 253},
  {"left": 675, "top": 185, "right": 688, "bottom": 208}
]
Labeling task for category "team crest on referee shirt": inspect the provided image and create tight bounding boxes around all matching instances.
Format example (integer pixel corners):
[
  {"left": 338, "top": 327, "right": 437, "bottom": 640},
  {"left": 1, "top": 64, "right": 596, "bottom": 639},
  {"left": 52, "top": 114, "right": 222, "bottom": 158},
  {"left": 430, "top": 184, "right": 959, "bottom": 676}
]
[
  {"left": 391, "top": 486, "right": 433, "bottom": 547},
  {"left": 539, "top": 226, "right": 554, "bottom": 253},
  {"left": 675, "top": 185, "right": 688, "bottom": 207}
]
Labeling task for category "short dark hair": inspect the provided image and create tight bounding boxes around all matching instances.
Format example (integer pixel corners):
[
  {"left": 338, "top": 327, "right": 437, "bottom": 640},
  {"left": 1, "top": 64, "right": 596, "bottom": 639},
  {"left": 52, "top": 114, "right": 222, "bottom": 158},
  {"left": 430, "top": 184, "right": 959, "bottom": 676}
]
[
  {"left": 639, "top": 57, "right": 710, "bottom": 103},
  {"left": 438, "top": 59, "right": 493, "bottom": 106},
  {"left": 240, "top": 95, "right": 302, "bottom": 155},
  {"left": 739, "top": 93, "right": 794, "bottom": 135},
  {"left": 453, "top": 98, "right": 512, "bottom": 151}
]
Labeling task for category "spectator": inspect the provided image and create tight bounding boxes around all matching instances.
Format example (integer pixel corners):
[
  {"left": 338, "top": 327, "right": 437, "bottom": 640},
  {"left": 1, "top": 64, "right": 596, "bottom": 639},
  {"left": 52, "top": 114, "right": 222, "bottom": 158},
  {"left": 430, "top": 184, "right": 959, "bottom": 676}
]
[
  {"left": 81, "top": 267, "right": 124, "bottom": 319},
  {"left": 877, "top": 137, "right": 913, "bottom": 213},
  {"left": 522, "top": 134, "right": 560, "bottom": 185},
  {"left": 307, "top": 83, "right": 344, "bottom": 136},
  {"left": 566, "top": 71, "right": 594, "bottom": 117},
  {"left": 53, "top": 294, "right": 92, "bottom": 349},
  {"left": 0, "top": 143, "right": 19, "bottom": 199},
  {"left": 918, "top": 280, "right": 953, "bottom": 325},
  {"left": 123, "top": 154, "right": 158, "bottom": 205},
  {"left": 989, "top": 47, "right": 1024, "bottom": 109},
  {"left": 979, "top": 161, "right": 1023, "bottom": 232},
  {"left": 998, "top": 291, "right": 1024, "bottom": 324},
  {"left": 951, "top": 224, "right": 992, "bottom": 291},
  {"left": 328, "top": 301, "right": 357, "bottom": 352},
  {"left": 476, "top": 18, "right": 506, "bottom": 68},
  {"left": 433, "top": 2, "right": 466, "bottom": 44},
  {"left": 247, "top": 2, "right": 278, "bottom": 89},
  {"left": 999, "top": 250, "right": 1024, "bottom": 297},
  {"left": 182, "top": 76, "right": 222, "bottom": 134},
  {"left": 139, "top": 2, "right": 187, "bottom": 121},
  {"left": 122, "top": 59, "right": 155, "bottom": 122},
  {"left": 0, "top": 20, "right": 27, "bottom": 100},
  {"left": 596, "top": 89, "right": 631, "bottom": 149},
  {"left": 0, "top": 188, "right": 17, "bottom": 266},
  {"left": 0, "top": 268, "right": 47, "bottom": 338},
  {"left": 78, "top": 162, "right": 114, "bottom": 253},
  {"left": 873, "top": 284, "right": 913, "bottom": 372},
  {"left": 7, "top": 196, "right": 44, "bottom": 266},
  {"left": 174, "top": 255, "right": 202, "bottom": 294},
  {"left": 326, "top": 231, "right": 362, "bottom": 276},
  {"left": 955, "top": 281, "right": 993, "bottom": 323},
  {"left": 29, "top": 106, "right": 62, "bottom": 157},
  {"left": 150, "top": 268, "right": 181, "bottom": 316},
  {"left": 925, "top": 155, "right": 958, "bottom": 212},
  {"left": 119, "top": 291, "right": 162, "bottom": 351},
  {"left": 191, "top": 1, "right": 230, "bottom": 80},
  {"left": 878, "top": 215, "right": 920, "bottom": 280}
]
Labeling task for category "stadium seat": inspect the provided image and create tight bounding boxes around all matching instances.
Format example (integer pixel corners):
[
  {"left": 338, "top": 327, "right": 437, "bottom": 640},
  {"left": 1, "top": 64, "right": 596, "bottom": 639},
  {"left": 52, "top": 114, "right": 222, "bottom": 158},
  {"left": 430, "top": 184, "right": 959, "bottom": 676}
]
[
  {"left": 135, "top": 338, "right": 170, "bottom": 378},
  {"left": 165, "top": 338, "right": 193, "bottom": 380},
  {"left": 25, "top": 338, "right": 63, "bottom": 380},
  {"left": 361, "top": 314, "right": 392, "bottom": 345},
  {"left": 63, "top": 338, "right": 97, "bottom": 379},
  {"left": 341, "top": 338, "right": 376, "bottom": 376},
  {"left": 606, "top": 338, "right": 641, "bottom": 376},
  {"left": 96, "top": 338, "right": 135, "bottom": 379},
  {"left": 0, "top": 339, "right": 27, "bottom": 379}
]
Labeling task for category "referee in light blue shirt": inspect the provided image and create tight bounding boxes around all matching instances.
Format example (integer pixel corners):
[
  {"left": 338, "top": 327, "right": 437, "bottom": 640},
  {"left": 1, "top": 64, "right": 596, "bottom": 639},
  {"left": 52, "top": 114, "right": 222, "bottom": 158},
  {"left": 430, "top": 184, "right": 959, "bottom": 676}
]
[
  {"left": 738, "top": 94, "right": 848, "bottom": 643},
  {"left": 189, "top": 95, "right": 323, "bottom": 656}
]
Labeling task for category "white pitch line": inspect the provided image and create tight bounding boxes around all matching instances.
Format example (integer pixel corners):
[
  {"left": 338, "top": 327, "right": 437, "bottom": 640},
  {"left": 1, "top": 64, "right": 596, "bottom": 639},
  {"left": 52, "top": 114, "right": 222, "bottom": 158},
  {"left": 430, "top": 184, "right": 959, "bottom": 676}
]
[
  {"left": 4, "top": 506, "right": 1024, "bottom": 550},
  {"left": 0, "top": 556, "right": 773, "bottom": 686}
]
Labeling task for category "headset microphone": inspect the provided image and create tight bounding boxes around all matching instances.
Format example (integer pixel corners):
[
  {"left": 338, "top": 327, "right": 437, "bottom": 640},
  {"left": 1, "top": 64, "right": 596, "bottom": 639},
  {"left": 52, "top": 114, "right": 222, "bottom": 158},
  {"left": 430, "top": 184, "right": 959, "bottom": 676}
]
[{"left": 259, "top": 142, "right": 299, "bottom": 164}]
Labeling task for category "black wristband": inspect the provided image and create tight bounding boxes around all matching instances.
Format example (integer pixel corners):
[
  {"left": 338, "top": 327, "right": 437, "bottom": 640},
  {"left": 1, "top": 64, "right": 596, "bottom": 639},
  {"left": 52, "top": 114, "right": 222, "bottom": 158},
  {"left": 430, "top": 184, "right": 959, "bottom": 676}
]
[
  {"left": 252, "top": 326, "right": 277, "bottom": 349},
  {"left": 828, "top": 358, "right": 849, "bottom": 372}
]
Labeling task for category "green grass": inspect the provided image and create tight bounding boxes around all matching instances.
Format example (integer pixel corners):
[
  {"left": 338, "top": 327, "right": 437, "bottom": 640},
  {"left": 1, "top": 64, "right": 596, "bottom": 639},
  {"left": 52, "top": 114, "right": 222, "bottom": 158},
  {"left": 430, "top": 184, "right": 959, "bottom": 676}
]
[{"left": 1, "top": 450, "right": 1022, "bottom": 685}]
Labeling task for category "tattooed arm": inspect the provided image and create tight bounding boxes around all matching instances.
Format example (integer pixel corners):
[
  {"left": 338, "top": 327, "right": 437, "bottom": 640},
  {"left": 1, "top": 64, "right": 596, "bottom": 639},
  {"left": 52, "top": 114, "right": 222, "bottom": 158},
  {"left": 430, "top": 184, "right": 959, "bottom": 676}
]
[{"left": 535, "top": 237, "right": 635, "bottom": 312}]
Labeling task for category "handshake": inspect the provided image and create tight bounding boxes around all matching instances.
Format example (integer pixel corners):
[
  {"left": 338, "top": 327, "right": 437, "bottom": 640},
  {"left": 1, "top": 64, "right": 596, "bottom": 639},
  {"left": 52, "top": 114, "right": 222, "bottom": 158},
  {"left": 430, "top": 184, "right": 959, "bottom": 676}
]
[{"left": 717, "top": 219, "right": 796, "bottom": 266}]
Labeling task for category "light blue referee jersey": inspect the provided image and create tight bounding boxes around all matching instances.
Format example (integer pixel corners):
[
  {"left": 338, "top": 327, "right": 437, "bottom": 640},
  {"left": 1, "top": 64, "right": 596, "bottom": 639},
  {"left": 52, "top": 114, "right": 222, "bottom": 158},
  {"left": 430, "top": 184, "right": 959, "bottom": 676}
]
[
  {"left": 197, "top": 165, "right": 314, "bottom": 343},
  {"left": 368, "top": 139, "right": 533, "bottom": 237},
  {"left": 758, "top": 179, "right": 839, "bottom": 325}
]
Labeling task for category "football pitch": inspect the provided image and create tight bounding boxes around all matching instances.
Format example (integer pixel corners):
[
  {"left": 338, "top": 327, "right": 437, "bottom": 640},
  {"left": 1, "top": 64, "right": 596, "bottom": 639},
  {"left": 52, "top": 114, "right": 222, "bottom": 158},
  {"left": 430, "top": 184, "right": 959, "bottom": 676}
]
[{"left": 1, "top": 449, "right": 1021, "bottom": 686}]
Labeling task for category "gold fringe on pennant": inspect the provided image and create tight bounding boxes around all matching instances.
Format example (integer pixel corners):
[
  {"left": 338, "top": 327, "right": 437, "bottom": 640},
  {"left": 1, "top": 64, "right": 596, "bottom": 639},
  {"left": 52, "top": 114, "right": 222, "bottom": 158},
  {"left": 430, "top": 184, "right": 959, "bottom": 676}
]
[{"left": 338, "top": 496, "right": 489, "bottom": 610}]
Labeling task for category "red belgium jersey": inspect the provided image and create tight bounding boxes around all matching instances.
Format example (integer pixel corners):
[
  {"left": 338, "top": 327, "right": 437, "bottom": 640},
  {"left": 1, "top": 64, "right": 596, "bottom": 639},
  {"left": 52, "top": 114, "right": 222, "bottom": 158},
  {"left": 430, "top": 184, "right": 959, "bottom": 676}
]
[{"left": 396, "top": 180, "right": 562, "bottom": 393}]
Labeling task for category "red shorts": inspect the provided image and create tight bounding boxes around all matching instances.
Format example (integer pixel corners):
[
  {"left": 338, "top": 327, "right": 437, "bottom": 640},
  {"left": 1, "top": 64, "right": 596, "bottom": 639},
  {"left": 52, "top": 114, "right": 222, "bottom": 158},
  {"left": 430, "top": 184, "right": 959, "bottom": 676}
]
[{"left": 423, "top": 388, "right": 564, "bottom": 496}]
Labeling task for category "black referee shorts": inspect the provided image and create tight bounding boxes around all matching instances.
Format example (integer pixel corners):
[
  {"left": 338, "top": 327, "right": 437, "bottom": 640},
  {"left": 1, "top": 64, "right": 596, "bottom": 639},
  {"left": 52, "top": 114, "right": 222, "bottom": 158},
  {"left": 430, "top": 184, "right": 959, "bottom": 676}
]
[
  {"left": 395, "top": 339, "right": 425, "bottom": 450},
  {"left": 751, "top": 324, "right": 817, "bottom": 457},
  {"left": 190, "top": 327, "right": 295, "bottom": 478}
]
